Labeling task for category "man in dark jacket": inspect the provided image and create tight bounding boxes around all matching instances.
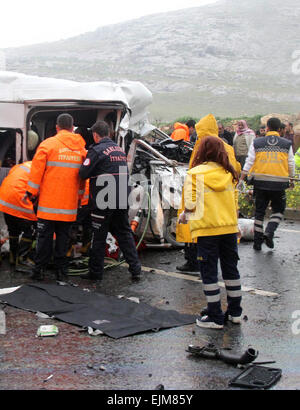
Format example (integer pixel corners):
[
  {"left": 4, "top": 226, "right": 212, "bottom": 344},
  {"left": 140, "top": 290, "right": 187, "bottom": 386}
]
[
  {"left": 79, "top": 121, "right": 141, "bottom": 283},
  {"left": 218, "top": 122, "right": 233, "bottom": 146}
]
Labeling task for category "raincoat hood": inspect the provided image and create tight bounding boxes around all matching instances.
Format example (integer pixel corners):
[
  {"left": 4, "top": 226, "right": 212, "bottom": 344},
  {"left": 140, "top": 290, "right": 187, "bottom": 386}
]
[
  {"left": 174, "top": 122, "right": 189, "bottom": 133},
  {"left": 189, "top": 114, "right": 219, "bottom": 169},
  {"left": 195, "top": 114, "right": 219, "bottom": 141},
  {"left": 55, "top": 130, "right": 86, "bottom": 153},
  {"left": 188, "top": 162, "right": 233, "bottom": 192}
]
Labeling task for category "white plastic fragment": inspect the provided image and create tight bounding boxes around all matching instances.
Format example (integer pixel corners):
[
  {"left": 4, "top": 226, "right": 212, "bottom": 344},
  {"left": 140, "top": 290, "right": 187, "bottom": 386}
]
[
  {"left": 43, "top": 374, "right": 54, "bottom": 382},
  {"left": 36, "top": 312, "right": 52, "bottom": 319},
  {"left": 0, "top": 309, "right": 6, "bottom": 335},
  {"left": 88, "top": 327, "right": 104, "bottom": 336},
  {"left": 127, "top": 297, "right": 140, "bottom": 304}
]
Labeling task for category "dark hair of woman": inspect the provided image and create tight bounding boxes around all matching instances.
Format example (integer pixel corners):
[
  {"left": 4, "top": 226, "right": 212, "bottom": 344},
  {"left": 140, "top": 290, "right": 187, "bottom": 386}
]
[{"left": 191, "top": 136, "right": 238, "bottom": 183}]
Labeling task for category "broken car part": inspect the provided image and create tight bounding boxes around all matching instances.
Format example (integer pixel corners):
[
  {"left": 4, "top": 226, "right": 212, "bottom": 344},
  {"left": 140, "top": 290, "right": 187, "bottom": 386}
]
[{"left": 187, "top": 343, "right": 259, "bottom": 365}]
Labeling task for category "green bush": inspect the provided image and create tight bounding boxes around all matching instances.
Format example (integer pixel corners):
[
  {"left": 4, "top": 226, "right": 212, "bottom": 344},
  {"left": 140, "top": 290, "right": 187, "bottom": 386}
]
[
  {"left": 239, "top": 175, "right": 300, "bottom": 218},
  {"left": 286, "top": 174, "right": 300, "bottom": 210}
]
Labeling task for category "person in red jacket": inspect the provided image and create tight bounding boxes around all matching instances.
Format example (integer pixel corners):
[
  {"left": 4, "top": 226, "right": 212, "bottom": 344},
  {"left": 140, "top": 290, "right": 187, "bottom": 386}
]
[
  {"left": 24, "top": 113, "right": 86, "bottom": 281},
  {"left": 0, "top": 161, "right": 37, "bottom": 269}
]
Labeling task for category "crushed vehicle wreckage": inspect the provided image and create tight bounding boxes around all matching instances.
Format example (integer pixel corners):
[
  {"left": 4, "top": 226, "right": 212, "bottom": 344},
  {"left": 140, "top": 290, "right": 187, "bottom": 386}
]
[{"left": 0, "top": 71, "right": 192, "bottom": 256}]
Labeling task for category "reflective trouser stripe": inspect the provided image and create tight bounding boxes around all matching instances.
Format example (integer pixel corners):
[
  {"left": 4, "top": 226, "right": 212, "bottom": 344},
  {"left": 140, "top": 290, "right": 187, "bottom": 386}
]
[
  {"left": 269, "top": 213, "right": 283, "bottom": 223},
  {"left": 0, "top": 199, "right": 35, "bottom": 214},
  {"left": 226, "top": 290, "right": 242, "bottom": 298},
  {"left": 28, "top": 181, "right": 40, "bottom": 189},
  {"left": 224, "top": 279, "right": 241, "bottom": 287},
  {"left": 203, "top": 283, "right": 220, "bottom": 292},
  {"left": 225, "top": 279, "right": 242, "bottom": 298},
  {"left": 91, "top": 214, "right": 105, "bottom": 219},
  {"left": 47, "top": 161, "right": 81, "bottom": 169},
  {"left": 206, "top": 294, "right": 221, "bottom": 303},
  {"left": 38, "top": 206, "right": 77, "bottom": 215},
  {"left": 254, "top": 219, "right": 264, "bottom": 233}
]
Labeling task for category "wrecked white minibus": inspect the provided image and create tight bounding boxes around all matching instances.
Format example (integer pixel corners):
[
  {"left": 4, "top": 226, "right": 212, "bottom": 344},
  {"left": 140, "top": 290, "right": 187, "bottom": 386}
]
[{"left": 0, "top": 71, "right": 190, "bottom": 248}]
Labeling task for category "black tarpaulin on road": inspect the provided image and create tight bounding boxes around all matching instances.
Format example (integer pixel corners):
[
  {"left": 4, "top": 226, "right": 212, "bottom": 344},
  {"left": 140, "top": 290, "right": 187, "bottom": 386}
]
[{"left": 0, "top": 283, "right": 197, "bottom": 339}]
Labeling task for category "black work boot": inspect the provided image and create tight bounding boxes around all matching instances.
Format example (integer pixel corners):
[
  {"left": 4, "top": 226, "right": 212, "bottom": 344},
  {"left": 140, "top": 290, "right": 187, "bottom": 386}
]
[
  {"left": 56, "top": 268, "right": 69, "bottom": 282},
  {"left": 253, "top": 241, "right": 262, "bottom": 251},
  {"left": 264, "top": 233, "right": 274, "bottom": 249},
  {"left": 176, "top": 262, "right": 199, "bottom": 273},
  {"left": 131, "top": 271, "right": 142, "bottom": 282},
  {"left": 80, "top": 272, "right": 102, "bottom": 281},
  {"left": 18, "top": 238, "right": 33, "bottom": 263},
  {"left": 8, "top": 236, "right": 19, "bottom": 267}
]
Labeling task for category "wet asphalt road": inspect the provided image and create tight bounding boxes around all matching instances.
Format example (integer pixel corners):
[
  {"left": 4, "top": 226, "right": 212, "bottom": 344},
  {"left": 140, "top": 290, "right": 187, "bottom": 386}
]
[{"left": 0, "top": 220, "right": 299, "bottom": 391}]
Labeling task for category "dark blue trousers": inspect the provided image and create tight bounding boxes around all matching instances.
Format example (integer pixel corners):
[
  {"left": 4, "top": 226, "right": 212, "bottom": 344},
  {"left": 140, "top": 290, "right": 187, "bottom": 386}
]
[
  {"left": 89, "top": 209, "right": 141, "bottom": 279},
  {"left": 197, "top": 233, "right": 242, "bottom": 325}
]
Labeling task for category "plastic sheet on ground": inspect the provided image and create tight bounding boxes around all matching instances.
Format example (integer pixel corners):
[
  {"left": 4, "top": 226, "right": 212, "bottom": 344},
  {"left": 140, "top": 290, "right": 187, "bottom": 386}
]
[{"left": 0, "top": 283, "right": 196, "bottom": 339}]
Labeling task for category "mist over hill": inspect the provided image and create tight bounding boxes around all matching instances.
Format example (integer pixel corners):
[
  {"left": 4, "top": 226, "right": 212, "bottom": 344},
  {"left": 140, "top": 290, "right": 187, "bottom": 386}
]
[{"left": 4, "top": 0, "right": 300, "bottom": 122}]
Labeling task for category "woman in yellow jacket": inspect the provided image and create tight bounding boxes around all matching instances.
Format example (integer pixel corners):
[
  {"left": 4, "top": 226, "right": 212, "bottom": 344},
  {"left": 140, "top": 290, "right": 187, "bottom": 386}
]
[
  {"left": 176, "top": 114, "right": 241, "bottom": 273},
  {"left": 179, "top": 136, "right": 242, "bottom": 329}
]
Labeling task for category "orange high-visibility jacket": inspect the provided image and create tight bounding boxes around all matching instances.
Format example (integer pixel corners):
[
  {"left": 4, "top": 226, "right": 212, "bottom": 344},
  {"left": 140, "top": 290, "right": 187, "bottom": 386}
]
[
  {"left": 26, "top": 130, "right": 87, "bottom": 222},
  {"left": 171, "top": 123, "right": 190, "bottom": 142},
  {"left": 0, "top": 162, "right": 37, "bottom": 221}
]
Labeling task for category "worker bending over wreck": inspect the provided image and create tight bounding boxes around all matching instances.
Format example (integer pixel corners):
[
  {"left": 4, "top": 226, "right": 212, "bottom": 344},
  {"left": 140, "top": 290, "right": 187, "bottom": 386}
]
[
  {"left": 23, "top": 113, "right": 87, "bottom": 281},
  {"left": 0, "top": 161, "right": 37, "bottom": 270},
  {"left": 79, "top": 120, "right": 142, "bottom": 284}
]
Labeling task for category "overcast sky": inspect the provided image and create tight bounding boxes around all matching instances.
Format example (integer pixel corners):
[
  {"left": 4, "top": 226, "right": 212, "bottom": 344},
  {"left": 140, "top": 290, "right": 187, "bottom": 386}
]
[{"left": 1, "top": 0, "right": 219, "bottom": 48}]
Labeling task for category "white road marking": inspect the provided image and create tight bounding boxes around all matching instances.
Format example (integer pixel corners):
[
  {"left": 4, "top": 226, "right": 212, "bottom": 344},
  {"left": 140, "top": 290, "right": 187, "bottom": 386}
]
[
  {"left": 279, "top": 229, "right": 300, "bottom": 234},
  {"left": 141, "top": 265, "right": 279, "bottom": 298}
]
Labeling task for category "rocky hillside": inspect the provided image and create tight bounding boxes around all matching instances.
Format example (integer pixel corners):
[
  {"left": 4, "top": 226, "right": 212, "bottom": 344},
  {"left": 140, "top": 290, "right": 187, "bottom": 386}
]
[{"left": 4, "top": 0, "right": 300, "bottom": 121}]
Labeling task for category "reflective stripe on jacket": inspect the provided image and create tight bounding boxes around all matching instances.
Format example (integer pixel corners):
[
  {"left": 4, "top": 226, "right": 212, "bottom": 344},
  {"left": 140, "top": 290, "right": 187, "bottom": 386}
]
[
  {"left": 251, "top": 132, "right": 291, "bottom": 191},
  {"left": 27, "top": 130, "right": 87, "bottom": 222},
  {"left": 81, "top": 179, "right": 90, "bottom": 206},
  {"left": 0, "top": 162, "right": 37, "bottom": 221}
]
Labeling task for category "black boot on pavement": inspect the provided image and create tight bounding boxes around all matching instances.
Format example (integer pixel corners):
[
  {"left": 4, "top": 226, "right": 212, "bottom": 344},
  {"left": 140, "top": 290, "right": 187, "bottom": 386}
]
[
  {"left": 264, "top": 233, "right": 274, "bottom": 249},
  {"left": 176, "top": 262, "right": 199, "bottom": 273},
  {"left": 56, "top": 268, "right": 69, "bottom": 282}
]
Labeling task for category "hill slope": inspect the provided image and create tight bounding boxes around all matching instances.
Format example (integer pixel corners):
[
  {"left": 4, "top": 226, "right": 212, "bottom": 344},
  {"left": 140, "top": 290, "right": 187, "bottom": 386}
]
[{"left": 4, "top": 0, "right": 300, "bottom": 121}]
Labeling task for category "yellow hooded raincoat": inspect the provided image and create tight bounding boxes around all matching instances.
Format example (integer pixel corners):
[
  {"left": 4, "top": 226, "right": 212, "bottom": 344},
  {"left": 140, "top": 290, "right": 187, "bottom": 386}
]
[{"left": 176, "top": 114, "right": 241, "bottom": 243}]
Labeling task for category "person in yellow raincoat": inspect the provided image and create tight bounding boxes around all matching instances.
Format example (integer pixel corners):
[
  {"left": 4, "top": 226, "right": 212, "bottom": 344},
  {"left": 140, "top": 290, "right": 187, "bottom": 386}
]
[{"left": 176, "top": 114, "right": 241, "bottom": 273}]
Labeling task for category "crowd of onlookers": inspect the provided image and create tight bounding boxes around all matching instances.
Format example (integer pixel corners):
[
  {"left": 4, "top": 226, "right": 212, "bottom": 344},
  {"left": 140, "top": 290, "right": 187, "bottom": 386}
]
[{"left": 168, "top": 118, "right": 300, "bottom": 170}]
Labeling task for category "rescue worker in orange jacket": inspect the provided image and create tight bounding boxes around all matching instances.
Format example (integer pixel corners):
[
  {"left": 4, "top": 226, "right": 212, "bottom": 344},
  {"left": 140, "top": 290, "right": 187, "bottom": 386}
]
[
  {"left": 24, "top": 113, "right": 87, "bottom": 281},
  {"left": 0, "top": 161, "right": 37, "bottom": 269},
  {"left": 171, "top": 122, "right": 190, "bottom": 142}
]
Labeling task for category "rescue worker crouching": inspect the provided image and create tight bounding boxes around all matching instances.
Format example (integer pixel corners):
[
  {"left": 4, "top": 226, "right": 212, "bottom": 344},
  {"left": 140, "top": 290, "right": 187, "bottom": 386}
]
[
  {"left": 23, "top": 114, "right": 87, "bottom": 281},
  {"left": 79, "top": 120, "right": 142, "bottom": 284},
  {"left": 0, "top": 161, "right": 37, "bottom": 270}
]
